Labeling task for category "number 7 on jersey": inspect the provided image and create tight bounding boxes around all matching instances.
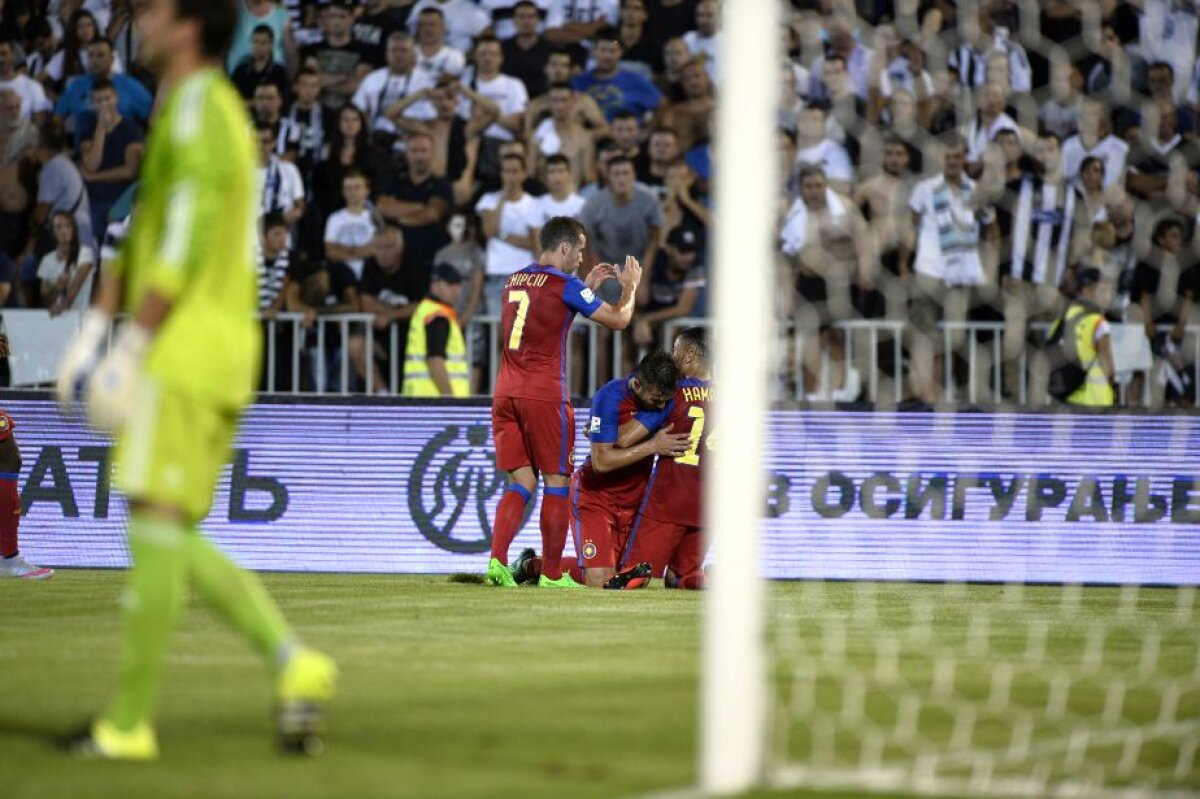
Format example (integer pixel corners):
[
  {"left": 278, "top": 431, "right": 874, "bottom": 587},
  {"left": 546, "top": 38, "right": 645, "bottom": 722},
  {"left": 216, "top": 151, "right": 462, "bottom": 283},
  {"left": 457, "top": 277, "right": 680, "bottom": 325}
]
[{"left": 507, "top": 290, "right": 530, "bottom": 350}]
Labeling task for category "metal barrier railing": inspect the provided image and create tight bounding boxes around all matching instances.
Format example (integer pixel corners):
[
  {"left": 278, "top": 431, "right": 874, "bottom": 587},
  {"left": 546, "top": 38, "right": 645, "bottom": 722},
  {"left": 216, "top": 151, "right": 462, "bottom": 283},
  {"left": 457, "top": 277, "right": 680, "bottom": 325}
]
[{"left": 9, "top": 309, "right": 1200, "bottom": 406}]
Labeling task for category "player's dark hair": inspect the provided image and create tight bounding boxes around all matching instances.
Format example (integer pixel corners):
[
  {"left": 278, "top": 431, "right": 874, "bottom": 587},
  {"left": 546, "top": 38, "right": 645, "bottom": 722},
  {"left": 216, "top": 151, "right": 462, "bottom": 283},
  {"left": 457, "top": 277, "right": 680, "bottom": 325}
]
[
  {"left": 634, "top": 350, "right": 680, "bottom": 395},
  {"left": 676, "top": 326, "right": 708, "bottom": 365},
  {"left": 262, "top": 211, "right": 288, "bottom": 232},
  {"left": 544, "top": 153, "right": 571, "bottom": 170},
  {"left": 175, "top": 0, "right": 239, "bottom": 61},
  {"left": 538, "top": 216, "right": 586, "bottom": 254},
  {"left": 252, "top": 23, "right": 275, "bottom": 42}
]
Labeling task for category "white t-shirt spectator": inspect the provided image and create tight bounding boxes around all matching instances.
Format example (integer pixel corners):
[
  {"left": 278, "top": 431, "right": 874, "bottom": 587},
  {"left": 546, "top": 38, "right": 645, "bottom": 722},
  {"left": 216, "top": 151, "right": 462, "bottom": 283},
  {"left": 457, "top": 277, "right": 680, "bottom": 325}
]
[
  {"left": 258, "top": 158, "right": 305, "bottom": 217},
  {"left": 0, "top": 74, "right": 51, "bottom": 119},
  {"left": 1061, "top": 134, "right": 1129, "bottom": 189},
  {"left": 47, "top": 0, "right": 113, "bottom": 35},
  {"left": 353, "top": 67, "right": 437, "bottom": 135},
  {"left": 808, "top": 44, "right": 873, "bottom": 101},
  {"left": 794, "top": 139, "right": 853, "bottom": 185},
  {"left": 38, "top": 152, "right": 94, "bottom": 248},
  {"left": 37, "top": 245, "right": 96, "bottom": 311},
  {"left": 537, "top": 192, "right": 586, "bottom": 223},
  {"left": 909, "top": 173, "right": 992, "bottom": 286},
  {"left": 415, "top": 44, "right": 466, "bottom": 80},
  {"left": 682, "top": 30, "right": 719, "bottom": 81},
  {"left": 324, "top": 208, "right": 379, "bottom": 280},
  {"left": 479, "top": 0, "right": 550, "bottom": 39},
  {"left": 546, "top": 0, "right": 618, "bottom": 28},
  {"left": 408, "top": 0, "right": 491, "bottom": 54},
  {"left": 458, "top": 70, "right": 528, "bottom": 141},
  {"left": 1139, "top": 0, "right": 1197, "bottom": 102},
  {"left": 966, "top": 112, "right": 1019, "bottom": 164},
  {"left": 475, "top": 191, "right": 541, "bottom": 276},
  {"left": 948, "top": 39, "right": 1033, "bottom": 94}
]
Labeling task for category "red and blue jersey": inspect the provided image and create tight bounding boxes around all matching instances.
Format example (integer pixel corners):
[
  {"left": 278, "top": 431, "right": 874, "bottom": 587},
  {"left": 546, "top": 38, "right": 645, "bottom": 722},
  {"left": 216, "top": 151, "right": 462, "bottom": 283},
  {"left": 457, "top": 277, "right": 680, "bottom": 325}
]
[
  {"left": 493, "top": 264, "right": 604, "bottom": 403},
  {"left": 576, "top": 377, "right": 674, "bottom": 509},
  {"left": 640, "top": 378, "right": 712, "bottom": 528}
]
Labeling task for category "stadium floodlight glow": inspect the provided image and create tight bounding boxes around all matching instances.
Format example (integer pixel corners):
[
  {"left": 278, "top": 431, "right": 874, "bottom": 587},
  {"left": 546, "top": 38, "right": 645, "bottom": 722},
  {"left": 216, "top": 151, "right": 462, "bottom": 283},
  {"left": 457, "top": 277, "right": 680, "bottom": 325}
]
[{"left": 701, "top": 0, "right": 779, "bottom": 792}]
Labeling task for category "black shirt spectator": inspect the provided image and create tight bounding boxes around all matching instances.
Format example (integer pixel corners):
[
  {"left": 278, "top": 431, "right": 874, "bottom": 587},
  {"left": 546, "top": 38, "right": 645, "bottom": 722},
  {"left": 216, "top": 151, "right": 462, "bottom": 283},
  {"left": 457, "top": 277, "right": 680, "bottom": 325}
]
[
  {"left": 301, "top": 0, "right": 377, "bottom": 112},
  {"left": 501, "top": 1, "right": 555, "bottom": 97},
  {"left": 644, "top": 0, "right": 698, "bottom": 45},
  {"left": 376, "top": 132, "right": 453, "bottom": 296},
  {"left": 231, "top": 24, "right": 291, "bottom": 101},
  {"left": 352, "top": 0, "right": 414, "bottom": 66}
]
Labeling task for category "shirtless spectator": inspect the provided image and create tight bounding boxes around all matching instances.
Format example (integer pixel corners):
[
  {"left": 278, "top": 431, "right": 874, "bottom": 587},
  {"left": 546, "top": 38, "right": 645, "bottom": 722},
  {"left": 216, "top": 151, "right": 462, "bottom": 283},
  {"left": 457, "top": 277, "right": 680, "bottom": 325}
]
[
  {"left": 528, "top": 82, "right": 595, "bottom": 187},
  {"left": 655, "top": 58, "right": 712, "bottom": 152}
]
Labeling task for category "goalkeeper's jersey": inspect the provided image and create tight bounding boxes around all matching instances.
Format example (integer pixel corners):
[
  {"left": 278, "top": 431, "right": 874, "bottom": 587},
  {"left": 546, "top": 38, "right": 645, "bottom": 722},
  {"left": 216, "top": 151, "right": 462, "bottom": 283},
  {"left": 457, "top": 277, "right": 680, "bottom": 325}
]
[{"left": 112, "top": 68, "right": 261, "bottom": 409}]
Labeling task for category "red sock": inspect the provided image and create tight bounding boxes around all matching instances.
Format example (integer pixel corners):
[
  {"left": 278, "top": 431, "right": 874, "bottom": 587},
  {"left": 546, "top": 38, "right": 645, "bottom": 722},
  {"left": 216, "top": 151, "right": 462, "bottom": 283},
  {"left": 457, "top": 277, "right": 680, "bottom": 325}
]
[
  {"left": 680, "top": 571, "right": 707, "bottom": 590},
  {"left": 539, "top": 488, "right": 570, "bottom": 580},
  {"left": 490, "top": 485, "right": 532, "bottom": 564},
  {"left": 0, "top": 478, "right": 18, "bottom": 558},
  {"left": 527, "top": 556, "right": 543, "bottom": 579},
  {"left": 568, "top": 563, "right": 585, "bottom": 584}
]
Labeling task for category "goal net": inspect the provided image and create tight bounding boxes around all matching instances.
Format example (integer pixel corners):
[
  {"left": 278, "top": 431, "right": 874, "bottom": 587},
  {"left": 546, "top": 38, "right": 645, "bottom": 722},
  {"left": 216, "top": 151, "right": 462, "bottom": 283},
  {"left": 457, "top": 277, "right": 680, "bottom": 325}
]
[{"left": 767, "top": 581, "right": 1200, "bottom": 798}]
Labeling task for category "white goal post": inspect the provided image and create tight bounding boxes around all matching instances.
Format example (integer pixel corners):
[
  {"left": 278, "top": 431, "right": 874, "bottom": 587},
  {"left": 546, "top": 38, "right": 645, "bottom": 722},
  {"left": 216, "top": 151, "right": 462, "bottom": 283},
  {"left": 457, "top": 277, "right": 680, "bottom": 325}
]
[{"left": 702, "top": 0, "right": 780, "bottom": 792}]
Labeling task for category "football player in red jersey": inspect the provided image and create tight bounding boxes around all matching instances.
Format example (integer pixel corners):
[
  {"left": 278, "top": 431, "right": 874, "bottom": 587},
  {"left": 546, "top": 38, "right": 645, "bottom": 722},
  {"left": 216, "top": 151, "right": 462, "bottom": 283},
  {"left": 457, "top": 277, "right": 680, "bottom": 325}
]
[
  {"left": 0, "top": 409, "right": 54, "bottom": 580},
  {"left": 613, "top": 327, "right": 711, "bottom": 590},
  {"left": 566, "top": 351, "right": 690, "bottom": 587},
  {"left": 486, "top": 216, "right": 645, "bottom": 588}
]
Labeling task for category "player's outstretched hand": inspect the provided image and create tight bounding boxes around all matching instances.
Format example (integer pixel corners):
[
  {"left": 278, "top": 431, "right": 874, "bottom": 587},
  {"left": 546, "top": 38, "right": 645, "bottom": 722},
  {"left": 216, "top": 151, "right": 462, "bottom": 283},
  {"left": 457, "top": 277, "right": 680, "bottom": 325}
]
[
  {"left": 619, "top": 255, "right": 642, "bottom": 288},
  {"left": 585, "top": 262, "right": 617, "bottom": 290},
  {"left": 55, "top": 310, "right": 111, "bottom": 413},
  {"left": 651, "top": 428, "right": 692, "bottom": 457},
  {"left": 85, "top": 323, "right": 150, "bottom": 433}
]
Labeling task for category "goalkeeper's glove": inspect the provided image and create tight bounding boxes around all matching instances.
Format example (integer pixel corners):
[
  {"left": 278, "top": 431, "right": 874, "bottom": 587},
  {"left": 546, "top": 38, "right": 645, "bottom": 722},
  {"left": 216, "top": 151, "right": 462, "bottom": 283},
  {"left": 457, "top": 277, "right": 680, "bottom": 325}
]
[
  {"left": 85, "top": 322, "right": 151, "bottom": 434},
  {"left": 55, "top": 310, "right": 111, "bottom": 412}
]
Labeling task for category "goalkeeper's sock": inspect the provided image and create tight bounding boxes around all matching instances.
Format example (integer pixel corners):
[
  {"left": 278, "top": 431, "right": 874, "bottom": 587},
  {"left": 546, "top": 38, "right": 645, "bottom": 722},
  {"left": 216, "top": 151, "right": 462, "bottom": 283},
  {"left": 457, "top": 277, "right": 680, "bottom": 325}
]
[
  {"left": 0, "top": 477, "right": 18, "bottom": 557},
  {"left": 489, "top": 484, "right": 532, "bottom": 565},
  {"left": 105, "top": 513, "right": 187, "bottom": 733},
  {"left": 184, "top": 529, "right": 292, "bottom": 660},
  {"left": 538, "top": 487, "right": 570, "bottom": 580}
]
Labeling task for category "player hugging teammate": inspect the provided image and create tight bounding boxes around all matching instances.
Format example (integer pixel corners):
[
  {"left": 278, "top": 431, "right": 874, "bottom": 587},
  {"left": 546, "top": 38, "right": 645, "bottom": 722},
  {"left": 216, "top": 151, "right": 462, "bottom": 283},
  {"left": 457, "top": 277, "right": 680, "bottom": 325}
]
[{"left": 484, "top": 214, "right": 714, "bottom": 590}]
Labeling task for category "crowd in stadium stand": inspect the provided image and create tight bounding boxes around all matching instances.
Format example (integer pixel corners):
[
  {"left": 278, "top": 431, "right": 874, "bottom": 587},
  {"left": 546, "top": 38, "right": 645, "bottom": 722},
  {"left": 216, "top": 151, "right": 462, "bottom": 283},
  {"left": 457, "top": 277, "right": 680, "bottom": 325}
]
[{"left": 1, "top": 0, "right": 1199, "bottom": 407}]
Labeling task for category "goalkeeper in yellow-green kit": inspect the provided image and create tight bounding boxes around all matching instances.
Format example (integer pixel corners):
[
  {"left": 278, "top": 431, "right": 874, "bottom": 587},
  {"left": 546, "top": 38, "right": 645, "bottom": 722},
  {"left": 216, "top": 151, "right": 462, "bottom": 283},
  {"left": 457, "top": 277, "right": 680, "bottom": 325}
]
[{"left": 55, "top": 0, "right": 335, "bottom": 759}]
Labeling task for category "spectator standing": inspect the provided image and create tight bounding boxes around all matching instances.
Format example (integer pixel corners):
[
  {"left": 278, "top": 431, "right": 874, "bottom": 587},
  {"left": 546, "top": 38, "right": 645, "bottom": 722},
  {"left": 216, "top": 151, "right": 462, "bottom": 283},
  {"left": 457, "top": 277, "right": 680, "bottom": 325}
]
[
  {"left": 284, "top": 68, "right": 326, "bottom": 181},
  {"left": 55, "top": 37, "right": 152, "bottom": 136},
  {"left": 350, "top": 227, "right": 422, "bottom": 393},
  {"left": 644, "top": 0, "right": 698, "bottom": 45},
  {"left": 301, "top": 0, "right": 376, "bottom": 113},
  {"left": 853, "top": 135, "right": 915, "bottom": 318},
  {"left": 793, "top": 103, "right": 853, "bottom": 196},
  {"left": 352, "top": 31, "right": 436, "bottom": 147},
  {"left": 636, "top": 126, "right": 679, "bottom": 193},
  {"left": 376, "top": 131, "right": 453, "bottom": 294},
  {"left": 41, "top": 10, "right": 117, "bottom": 95},
  {"left": 536, "top": 152, "right": 586, "bottom": 225},
  {"left": 324, "top": 169, "right": 380, "bottom": 280},
  {"left": 256, "top": 120, "right": 305, "bottom": 228},
  {"left": 525, "top": 49, "right": 608, "bottom": 134},
  {"left": 616, "top": 0, "right": 660, "bottom": 76},
  {"left": 579, "top": 154, "right": 661, "bottom": 268},
  {"left": 904, "top": 137, "right": 995, "bottom": 404},
  {"left": 655, "top": 57, "right": 711, "bottom": 153},
  {"left": 1126, "top": 100, "right": 1200, "bottom": 203},
  {"left": 632, "top": 225, "right": 705, "bottom": 349},
  {"left": 479, "top": 0, "right": 550, "bottom": 41},
  {"left": 808, "top": 14, "right": 873, "bottom": 102},
  {"left": 948, "top": 5, "right": 1033, "bottom": 94},
  {"left": 502, "top": 0, "right": 555, "bottom": 97},
  {"left": 476, "top": 152, "right": 540, "bottom": 316},
  {"left": 29, "top": 117, "right": 93, "bottom": 260},
  {"left": 569, "top": 27, "right": 660, "bottom": 121},
  {"left": 658, "top": 159, "right": 709, "bottom": 247},
  {"left": 0, "top": 88, "right": 36, "bottom": 257},
  {"left": 1054, "top": 267, "right": 1115, "bottom": 407},
  {"left": 544, "top": 0, "right": 618, "bottom": 58},
  {"left": 0, "top": 37, "right": 51, "bottom": 120},
  {"left": 407, "top": 1, "right": 489, "bottom": 57},
  {"left": 1039, "top": 57, "right": 1083, "bottom": 140},
  {"left": 37, "top": 209, "right": 94, "bottom": 313},
  {"left": 1062, "top": 99, "right": 1129, "bottom": 189},
  {"left": 227, "top": 0, "right": 296, "bottom": 75},
  {"left": 230, "top": 23, "right": 291, "bottom": 101},
  {"left": 529, "top": 82, "right": 594, "bottom": 186},
  {"left": 433, "top": 212, "right": 486, "bottom": 325},
  {"left": 252, "top": 82, "right": 300, "bottom": 160},
  {"left": 257, "top": 212, "right": 302, "bottom": 392},
  {"left": 680, "top": 0, "right": 718, "bottom": 81},
  {"left": 412, "top": 6, "right": 469, "bottom": 79},
  {"left": 965, "top": 82, "right": 1019, "bottom": 176},
  {"left": 459, "top": 34, "right": 528, "bottom": 191},
  {"left": 352, "top": 0, "right": 414, "bottom": 66},
  {"left": 78, "top": 77, "right": 142, "bottom": 242}
]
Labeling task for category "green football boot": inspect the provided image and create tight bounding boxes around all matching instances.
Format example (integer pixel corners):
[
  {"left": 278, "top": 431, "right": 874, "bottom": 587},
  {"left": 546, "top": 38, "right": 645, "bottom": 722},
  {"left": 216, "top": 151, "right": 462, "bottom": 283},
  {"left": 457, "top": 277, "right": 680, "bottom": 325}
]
[{"left": 485, "top": 557, "right": 518, "bottom": 587}]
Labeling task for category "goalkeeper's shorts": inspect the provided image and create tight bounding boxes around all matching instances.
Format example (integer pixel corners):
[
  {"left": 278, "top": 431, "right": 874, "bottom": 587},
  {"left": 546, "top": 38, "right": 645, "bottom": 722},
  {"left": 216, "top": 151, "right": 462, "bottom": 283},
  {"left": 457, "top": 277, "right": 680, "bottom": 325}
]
[{"left": 114, "top": 378, "right": 240, "bottom": 523}]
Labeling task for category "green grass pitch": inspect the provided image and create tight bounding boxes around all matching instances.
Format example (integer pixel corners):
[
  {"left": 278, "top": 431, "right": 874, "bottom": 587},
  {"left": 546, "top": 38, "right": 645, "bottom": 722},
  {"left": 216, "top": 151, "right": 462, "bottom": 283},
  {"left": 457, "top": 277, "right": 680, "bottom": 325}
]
[{"left": 1, "top": 572, "right": 1195, "bottom": 799}]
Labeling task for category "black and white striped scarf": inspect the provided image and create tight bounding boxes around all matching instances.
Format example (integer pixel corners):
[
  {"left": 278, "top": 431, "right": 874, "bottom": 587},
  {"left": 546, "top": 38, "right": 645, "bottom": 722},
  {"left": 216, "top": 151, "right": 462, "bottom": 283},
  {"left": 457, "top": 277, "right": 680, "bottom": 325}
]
[{"left": 1010, "top": 176, "right": 1078, "bottom": 286}]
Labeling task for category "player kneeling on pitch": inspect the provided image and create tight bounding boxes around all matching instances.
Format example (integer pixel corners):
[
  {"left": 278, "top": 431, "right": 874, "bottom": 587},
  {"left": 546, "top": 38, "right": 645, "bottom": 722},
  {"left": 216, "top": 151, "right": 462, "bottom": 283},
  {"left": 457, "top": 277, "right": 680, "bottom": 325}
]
[
  {"left": 512, "top": 351, "right": 690, "bottom": 587},
  {"left": 614, "top": 326, "right": 711, "bottom": 590},
  {"left": 55, "top": 0, "right": 334, "bottom": 760},
  {"left": 0, "top": 405, "right": 54, "bottom": 580}
]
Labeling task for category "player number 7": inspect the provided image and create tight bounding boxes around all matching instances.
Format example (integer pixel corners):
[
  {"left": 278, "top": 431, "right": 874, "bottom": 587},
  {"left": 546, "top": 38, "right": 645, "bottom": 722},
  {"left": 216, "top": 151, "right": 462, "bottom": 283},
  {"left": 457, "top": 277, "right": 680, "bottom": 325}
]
[{"left": 507, "top": 290, "right": 530, "bottom": 350}]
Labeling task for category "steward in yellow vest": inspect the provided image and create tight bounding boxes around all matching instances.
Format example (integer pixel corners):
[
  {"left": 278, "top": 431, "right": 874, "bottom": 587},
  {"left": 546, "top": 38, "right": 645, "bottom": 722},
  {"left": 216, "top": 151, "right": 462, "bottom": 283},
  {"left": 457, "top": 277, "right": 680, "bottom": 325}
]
[
  {"left": 1051, "top": 266, "right": 1115, "bottom": 407},
  {"left": 403, "top": 264, "right": 469, "bottom": 396}
]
